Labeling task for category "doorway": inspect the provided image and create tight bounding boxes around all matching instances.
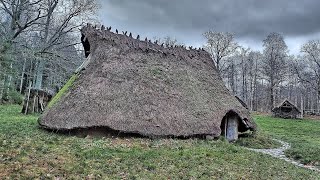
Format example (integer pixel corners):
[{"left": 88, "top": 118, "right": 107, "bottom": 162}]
[{"left": 221, "top": 111, "right": 239, "bottom": 142}]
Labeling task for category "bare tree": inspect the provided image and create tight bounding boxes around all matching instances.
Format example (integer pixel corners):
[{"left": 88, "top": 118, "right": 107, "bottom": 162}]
[
  {"left": 0, "top": 0, "right": 48, "bottom": 50},
  {"left": 300, "top": 40, "right": 320, "bottom": 94},
  {"left": 238, "top": 47, "right": 251, "bottom": 101},
  {"left": 247, "top": 51, "right": 262, "bottom": 111},
  {"left": 293, "top": 40, "right": 320, "bottom": 112},
  {"left": 0, "top": 0, "right": 98, "bottom": 109},
  {"left": 203, "top": 30, "right": 238, "bottom": 74},
  {"left": 222, "top": 47, "right": 263, "bottom": 111},
  {"left": 32, "top": 0, "right": 98, "bottom": 89},
  {"left": 225, "top": 55, "right": 238, "bottom": 93},
  {"left": 0, "top": 0, "right": 49, "bottom": 101},
  {"left": 261, "top": 32, "right": 288, "bottom": 110}
]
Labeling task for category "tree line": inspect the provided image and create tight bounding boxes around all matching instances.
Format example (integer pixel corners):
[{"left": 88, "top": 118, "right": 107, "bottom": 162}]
[
  {"left": 0, "top": 0, "right": 98, "bottom": 105},
  {"left": 203, "top": 31, "right": 320, "bottom": 114},
  {"left": 0, "top": 1, "right": 318, "bottom": 115}
]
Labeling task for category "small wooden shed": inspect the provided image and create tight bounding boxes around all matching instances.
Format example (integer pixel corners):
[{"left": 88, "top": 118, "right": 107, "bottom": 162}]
[
  {"left": 272, "top": 100, "right": 302, "bottom": 119},
  {"left": 22, "top": 88, "right": 53, "bottom": 114}
]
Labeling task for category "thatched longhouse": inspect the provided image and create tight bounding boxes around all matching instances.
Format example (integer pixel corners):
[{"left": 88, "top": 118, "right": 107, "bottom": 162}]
[
  {"left": 272, "top": 100, "right": 302, "bottom": 119},
  {"left": 38, "top": 24, "right": 256, "bottom": 141}
]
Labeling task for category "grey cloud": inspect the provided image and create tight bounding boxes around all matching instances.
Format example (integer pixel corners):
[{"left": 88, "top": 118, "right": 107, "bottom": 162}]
[{"left": 99, "top": 0, "right": 320, "bottom": 52}]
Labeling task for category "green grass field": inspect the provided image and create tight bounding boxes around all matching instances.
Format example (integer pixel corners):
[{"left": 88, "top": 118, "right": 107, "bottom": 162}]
[
  {"left": 0, "top": 105, "right": 319, "bottom": 179},
  {"left": 255, "top": 115, "right": 320, "bottom": 167}
]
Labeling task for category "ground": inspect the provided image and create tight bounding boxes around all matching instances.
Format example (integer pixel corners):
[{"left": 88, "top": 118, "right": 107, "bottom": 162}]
[
  {"left": 0, "top": 105, "right": 319, "bottom": 179},
  {"left": 255, "top": 115, "right": 320, "bottom": 167}
]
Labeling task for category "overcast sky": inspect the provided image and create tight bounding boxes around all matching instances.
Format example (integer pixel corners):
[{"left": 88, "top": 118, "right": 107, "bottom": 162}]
[{"left": 98, "top": 0, "right": 320, "bottom": 55}]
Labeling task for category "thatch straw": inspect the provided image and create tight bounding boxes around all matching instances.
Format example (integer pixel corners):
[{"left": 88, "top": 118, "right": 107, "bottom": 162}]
[{"left": 38, "top": 24, "right": 256, "bottom": 137}]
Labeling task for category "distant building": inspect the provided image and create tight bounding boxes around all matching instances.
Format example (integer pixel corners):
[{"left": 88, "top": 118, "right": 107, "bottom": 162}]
[{"left": 272, "top": 100, "right": 302, "bottom": 119}]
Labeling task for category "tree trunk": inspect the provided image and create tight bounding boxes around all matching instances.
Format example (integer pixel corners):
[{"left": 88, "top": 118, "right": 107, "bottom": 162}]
[
  {"left": 0, "top": 78, "right": 4, "bottom": 102},
  {"left": 261, "top": 79, "right": 264, "bottom": 112},
  {"left": 294, "top": 79, "right": 298, "bottom": 106},
  {"left": 310, "top": 91, "right": 314, "bottom": 113},
  {"left": 35, "top": 59, "right": 45, "bottom": 90},
  {"left": 317, "top": 93, "right": 319, "bottom": 114},
  {"left": 24, "top": 82, "right": 32, "bottom": 115},
  {"left": 19, "top": 58, "right": 27, "bottom": 93},
  {"left": 7, "top": 62, "right": 12, "bottom": 92},
  {"left": 301, "top": 95, "right": 304, "bottom": 118},
  {"left": 2, "top": 62, "right": 13, "bottom": 101},
  {"left": 242, "top": 58, "right": 245, "bottom": 100},
  {"left": 270, "top": 85, "right": 274, "bottom": 111},
  {"left": 253, "top": 59, "right": 258, "bottom": 111},
  {"left": 249, "top": 79, "right": 253, "bottom": 111},
  {"left": 230, "top": 62, "right": 235, "bottom": 93},
  {"left": 278, "top": 85, "right": 282, "bottom": 105}
]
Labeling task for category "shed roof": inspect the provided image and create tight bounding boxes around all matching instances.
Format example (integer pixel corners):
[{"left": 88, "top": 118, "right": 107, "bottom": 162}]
[{"left": 273, "top": 99, "right": 301, "bottom": 113}]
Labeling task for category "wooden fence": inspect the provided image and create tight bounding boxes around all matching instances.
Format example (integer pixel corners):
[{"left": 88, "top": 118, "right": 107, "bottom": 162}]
[{"left": 304, "top": 109, "right": 320, "bottom": 116}]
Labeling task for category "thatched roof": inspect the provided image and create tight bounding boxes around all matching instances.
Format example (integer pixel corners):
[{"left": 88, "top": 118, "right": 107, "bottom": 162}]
[
  {"left": 272, "top": 99, "right": 301, "bottom": 113},
  {"left": 38, "top": 24, "right": 256, "bottom": 137},
  {"left": 235, "top": 96, "right": 248, "bottom": 110}
]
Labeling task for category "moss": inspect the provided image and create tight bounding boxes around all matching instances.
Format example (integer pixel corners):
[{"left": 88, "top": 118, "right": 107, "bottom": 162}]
[{"left": 47, "top": 74, "right": 78, "bottom": 109}]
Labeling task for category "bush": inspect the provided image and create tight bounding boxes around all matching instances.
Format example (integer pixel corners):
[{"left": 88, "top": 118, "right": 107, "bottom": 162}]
[{"left": 7, "top": 90, "right": 24, "bottom": 105}]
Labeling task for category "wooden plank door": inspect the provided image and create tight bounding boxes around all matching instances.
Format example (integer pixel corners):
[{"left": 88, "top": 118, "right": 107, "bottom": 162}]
[{"left": 226, "top": 116, "right": 238, "bottom": 141}]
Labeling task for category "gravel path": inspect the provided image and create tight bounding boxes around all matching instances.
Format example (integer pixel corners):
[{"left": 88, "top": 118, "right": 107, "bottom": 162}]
[{"left": 247, "top": 139, "right": 320, "bottom": 172}]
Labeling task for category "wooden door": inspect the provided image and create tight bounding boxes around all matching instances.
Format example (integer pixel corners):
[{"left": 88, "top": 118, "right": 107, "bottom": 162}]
[{"left": 226, "top": 116, "right": 238, "bottom": 141}]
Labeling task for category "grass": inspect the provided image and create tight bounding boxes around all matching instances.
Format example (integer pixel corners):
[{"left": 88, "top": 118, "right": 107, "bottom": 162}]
[
  {"left": 46, "top": 74, "right": 78, "bottom": 108},
  {"left": 255, "top": 115, "right": 320, "bottom": 167},
  {"left": 235, "top": 132, "right": 282, "bottom": 149},
  {"left": 0, "top": 105, "right": 319, "bottom": 179}
]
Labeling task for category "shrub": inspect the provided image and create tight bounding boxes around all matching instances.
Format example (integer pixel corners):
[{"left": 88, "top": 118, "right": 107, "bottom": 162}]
[{"left": 7, "top": 90, "right": 24, "bottom": 105}]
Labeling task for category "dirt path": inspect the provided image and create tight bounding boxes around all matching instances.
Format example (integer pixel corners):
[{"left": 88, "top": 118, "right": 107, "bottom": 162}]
[{"left": 247, "top": 139, "right": 320, "bottom": 172}]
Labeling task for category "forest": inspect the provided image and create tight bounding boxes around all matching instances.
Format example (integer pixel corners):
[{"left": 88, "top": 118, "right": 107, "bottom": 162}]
[
  {"left": 203, "top": 31, "right": 319, "bottom": 114},
  {"left": 0, "top": 0, "right": 98, "bottom": 113},
  {"left": 0, "top": 0, "right": 319, "bottom": 115}
]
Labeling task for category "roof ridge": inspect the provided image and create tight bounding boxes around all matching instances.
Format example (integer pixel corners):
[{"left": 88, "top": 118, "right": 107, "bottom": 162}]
[{"left": 81, "top": 24, "right": 211, "bottom": 60}]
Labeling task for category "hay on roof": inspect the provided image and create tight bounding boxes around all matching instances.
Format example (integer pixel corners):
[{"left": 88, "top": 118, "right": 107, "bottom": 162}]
[{"left": 38, "top": 24, "right": 256, "bottom": 139}]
